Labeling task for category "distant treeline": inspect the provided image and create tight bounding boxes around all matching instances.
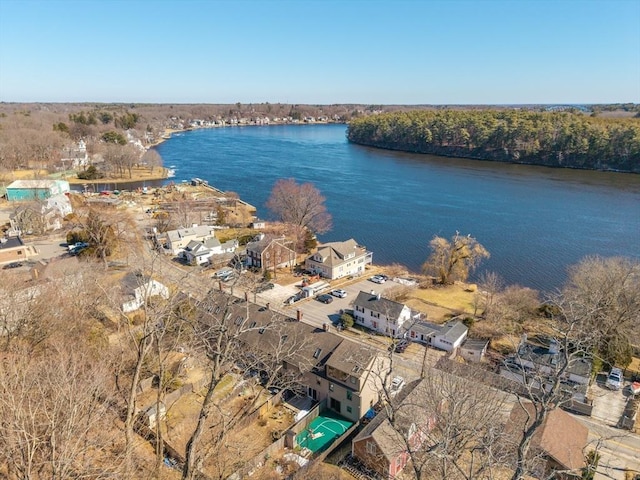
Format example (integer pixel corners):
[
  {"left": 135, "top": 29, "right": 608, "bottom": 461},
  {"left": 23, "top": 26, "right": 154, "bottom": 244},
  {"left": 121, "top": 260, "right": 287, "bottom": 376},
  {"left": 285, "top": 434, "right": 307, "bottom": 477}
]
[{"left": 347, "top": 110, "right": 640, "bottom": 172}]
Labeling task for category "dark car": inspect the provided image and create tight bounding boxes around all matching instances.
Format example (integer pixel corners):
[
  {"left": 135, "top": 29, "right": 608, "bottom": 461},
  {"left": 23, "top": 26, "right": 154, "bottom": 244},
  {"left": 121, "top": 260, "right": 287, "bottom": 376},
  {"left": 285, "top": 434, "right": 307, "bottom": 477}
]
[
  {"left": 2, "top": 262, "right": 23, "bottom": 269},
  {"left": 394, "top": 339, "right": 410, "bottom": 353},
  {"left": 256, "top": 282, "right": 275, "bottom": 293},
  {"left": 316, "top": 294, "right": 334, "bottom": 304}
]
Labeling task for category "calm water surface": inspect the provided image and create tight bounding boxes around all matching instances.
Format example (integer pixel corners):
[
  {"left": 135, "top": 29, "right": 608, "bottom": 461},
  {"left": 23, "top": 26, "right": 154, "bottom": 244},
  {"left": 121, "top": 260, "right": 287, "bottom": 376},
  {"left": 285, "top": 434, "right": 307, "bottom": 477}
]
[{"left": 156, "top": 124, "right": 640, "bottom": 292}]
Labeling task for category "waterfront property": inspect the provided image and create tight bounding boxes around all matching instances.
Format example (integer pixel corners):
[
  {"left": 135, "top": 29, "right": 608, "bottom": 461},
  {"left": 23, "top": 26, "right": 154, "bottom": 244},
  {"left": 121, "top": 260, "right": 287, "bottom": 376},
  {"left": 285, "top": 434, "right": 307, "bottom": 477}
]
[
  {"left": 407, "top": 320, "right": 469, "bottom": 352},
  {"left": 304, "top": 238, "right": 372, "bottom": 280},
  {"left": 5, "top": 179, "right": 70, "bottom": 202},
  {"left": 245, "top": 234, "right": 296, "bottom": 272},
  {"left": 352, "top": 290, "right": 419, "bottom": 338}
]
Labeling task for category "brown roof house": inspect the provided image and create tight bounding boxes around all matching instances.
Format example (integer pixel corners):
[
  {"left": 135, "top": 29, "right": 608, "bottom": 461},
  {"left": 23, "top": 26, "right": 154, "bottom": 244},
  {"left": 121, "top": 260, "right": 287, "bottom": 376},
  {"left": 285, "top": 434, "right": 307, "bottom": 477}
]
[
  {"left": 245, "top": 234, "right": 296, "bottom": 272},
  {"left": 507, "top": 402, "right": 588, "bottom": 478},
  {"left": 352, "top": 378, "right": 438, "bottom": 478}
]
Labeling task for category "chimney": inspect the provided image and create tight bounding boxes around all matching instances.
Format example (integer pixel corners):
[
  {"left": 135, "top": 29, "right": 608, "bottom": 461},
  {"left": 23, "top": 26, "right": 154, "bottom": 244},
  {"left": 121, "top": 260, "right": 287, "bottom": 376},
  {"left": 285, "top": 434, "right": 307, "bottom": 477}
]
[
  {"left": 266, "top": 303, "right": 270, "bottom": 310},
  {"left": 297, "top": 309, "right": 301, "bottom": 321},
  {"left": 323, "top": 323, "right": 328, "bottom": 331},
  {"left": 370, "top": 290, "right": 375, "bottom": 295},
  {"left": 244, "top": 291, "right": 248, "bottom": 301},
  {"left": 377, "top": 293, "right": 381, "bottom": 300}
]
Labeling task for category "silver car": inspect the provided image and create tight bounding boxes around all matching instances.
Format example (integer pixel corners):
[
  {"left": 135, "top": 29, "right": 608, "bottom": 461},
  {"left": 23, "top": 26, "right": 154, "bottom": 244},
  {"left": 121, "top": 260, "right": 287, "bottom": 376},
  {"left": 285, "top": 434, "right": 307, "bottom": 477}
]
[{"left": 606, "top": 367, "right": 623, "bottom": 390}]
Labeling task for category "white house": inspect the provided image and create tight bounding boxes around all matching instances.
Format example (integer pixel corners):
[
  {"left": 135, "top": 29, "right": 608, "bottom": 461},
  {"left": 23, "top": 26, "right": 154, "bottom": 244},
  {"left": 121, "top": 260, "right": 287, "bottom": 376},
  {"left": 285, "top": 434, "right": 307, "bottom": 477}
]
[
  {"left": 182, "top": 237, "right": 238, "bottom": 265},
  {"left": 61, "top": 139, "right": 89, "bottom": 168},
  {"left": 165, "top": 225, "right": 217, "bottom": 255},
  {"left": 407, "top": 320, "right": 468, "bottom": 352},
  {"left": 121, "top": 272, "right": 170, "bottom": 313},
  {"left": 305, "top": 238, "right": 372, "bottom": 280},
  {"left": 352, "top": 290, "right": 416, "bottom": 338}
]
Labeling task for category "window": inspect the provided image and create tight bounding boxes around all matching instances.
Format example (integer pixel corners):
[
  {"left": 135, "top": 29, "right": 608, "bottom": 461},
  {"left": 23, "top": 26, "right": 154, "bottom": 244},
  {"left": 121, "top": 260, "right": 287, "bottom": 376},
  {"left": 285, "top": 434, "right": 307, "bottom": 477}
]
[
  {"left": 329, "top": 383, "right": 334, "bottom": 391},
  {"left": 281, "top": 335, "right": 288, "bottom": 342},
  {"left": 258, "top": 327, "right": 265, "bottom": 334},
  {"left": 350, "top": 377, "right": 356, "bottom": 384},
  {"left": 372, "top": 321, "right": 378, "bottom": 329},
  {"left": 346, "top": 406, "right": 352, "bottom": 413},
  {"left": 214, "top": 306, "right": 221, "bottom": 314},
  {"left": 250, "top": 321, "right": 257, "bottom": 328},
  {"left": 346, "top": 391, "right": 352, "bottom": 400},
  {"left": 366, "top": 441, "right": 376, "bottom": 454}
]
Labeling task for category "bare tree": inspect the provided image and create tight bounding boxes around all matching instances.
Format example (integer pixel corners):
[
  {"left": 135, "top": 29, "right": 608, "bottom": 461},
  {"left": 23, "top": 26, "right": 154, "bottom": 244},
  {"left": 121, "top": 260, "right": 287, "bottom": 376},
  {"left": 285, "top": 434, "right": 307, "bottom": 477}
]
[
  {"left": 266, "top": 178, "right": 332, "bottom": 249},
  {"left": 181, "top": 291, "right": 312, "bottom": 480},
  {"left": 141, "top": 149, "right": 163, "bottom": 174},
  {"left": 422, "top": 232, "right": 490, "bottom": 285},
  {"left": 505, "top": 256, "right": 640, "bottom": 480}
]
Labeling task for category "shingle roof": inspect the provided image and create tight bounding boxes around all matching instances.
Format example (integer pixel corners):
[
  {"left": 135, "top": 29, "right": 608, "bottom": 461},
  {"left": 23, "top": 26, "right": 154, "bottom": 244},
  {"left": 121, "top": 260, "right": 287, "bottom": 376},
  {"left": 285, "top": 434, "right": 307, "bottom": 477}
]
[
  {"left": 310, "top": 239, "right": 364, "bottom": 267},
  {"left": 325, "top": 339, "right": 377, "bottom": 379},
  {"left": 507, "top": 402, "right": 588, "bottom": 471},
  {"left": 353, "top": 291, "right": 406, "bottom": 320}
]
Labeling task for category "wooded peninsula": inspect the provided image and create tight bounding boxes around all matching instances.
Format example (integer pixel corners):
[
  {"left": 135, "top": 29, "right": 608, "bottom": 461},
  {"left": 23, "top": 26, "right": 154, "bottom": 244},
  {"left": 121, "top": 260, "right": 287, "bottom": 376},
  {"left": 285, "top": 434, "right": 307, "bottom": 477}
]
[{"left": 347, "top": 110, "right": 640, "bottom": 173}]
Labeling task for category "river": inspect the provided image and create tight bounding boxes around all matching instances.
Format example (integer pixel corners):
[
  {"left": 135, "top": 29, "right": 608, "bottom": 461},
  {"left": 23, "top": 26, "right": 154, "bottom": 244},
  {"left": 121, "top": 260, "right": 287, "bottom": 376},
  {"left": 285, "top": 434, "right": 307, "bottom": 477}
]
[{"left": 155, "top": 124, "right": 640, "bottom": 292}]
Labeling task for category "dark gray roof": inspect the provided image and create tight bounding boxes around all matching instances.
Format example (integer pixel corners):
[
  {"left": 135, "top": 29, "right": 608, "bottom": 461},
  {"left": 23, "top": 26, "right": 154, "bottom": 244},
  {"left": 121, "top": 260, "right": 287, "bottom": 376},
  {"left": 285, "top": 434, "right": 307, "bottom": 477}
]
[
  {"left": 353, "top": 291, "right": 405, "bottom": 320},
  {"left": 0, "top": 236, "right": 24, "bottom": 250}
]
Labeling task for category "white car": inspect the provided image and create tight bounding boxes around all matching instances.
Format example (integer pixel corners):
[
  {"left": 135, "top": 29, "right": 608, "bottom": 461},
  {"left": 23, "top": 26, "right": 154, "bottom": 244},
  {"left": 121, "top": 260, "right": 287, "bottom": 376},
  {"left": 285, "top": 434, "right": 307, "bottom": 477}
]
[
  {"left": 606, "top": 367, "right": 623, "bottom": 390},
  {"left": 390, "top": 376, "right": 405, "bottom": 397},
  {"left": 370, "top": 275, "right": 386, "bottom": 284},
  {"left": 331, "top": 289, "right": 347, "bottom": 298}
]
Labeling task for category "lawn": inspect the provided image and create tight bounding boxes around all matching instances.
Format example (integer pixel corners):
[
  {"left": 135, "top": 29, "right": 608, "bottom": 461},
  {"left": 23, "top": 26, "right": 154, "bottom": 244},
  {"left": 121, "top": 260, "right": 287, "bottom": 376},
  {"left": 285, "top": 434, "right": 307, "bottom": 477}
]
[{"left": 403, "top": 282, "right": 477, "bottom": 322}]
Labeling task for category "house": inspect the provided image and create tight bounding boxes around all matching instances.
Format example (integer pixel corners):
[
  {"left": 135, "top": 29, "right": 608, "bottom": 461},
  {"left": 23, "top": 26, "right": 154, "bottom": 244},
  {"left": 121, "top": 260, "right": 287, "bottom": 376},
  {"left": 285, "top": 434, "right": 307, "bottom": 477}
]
[
  {"left": 312, "top": 340, "right": 390, "bottom": 422},
  {"left": 459, "top": 338, "right": 489, "bottom": 362},
  {"left": 245, "top": 234, "right": 296, "bottom": 271},
  {"left": 181, "top": 237, "right": 238, "bottom": 266},
  {"left": 6, "top": 180, "right": 70, "bottom": 202},
  {"left": 164, "top": 225, "right": 217, "bottom": 255},
  {"left": 9, "top": 193, "right": 73, "bottom": 234},
  {"left": 352, "top": 290, "right": 417, "bottom": 337},
  {"left": 506, "top": 402, "right": 588, "bottom": 478},
  {"left": 503, "top": 337, "right": 592, "bottom": 386},
  {"left": 352, "top": 378, "right": 437, "bottom": 478},
  {"left": 407, "top": 320, "right": 469, "bottom": 352},
  {"left": 203, "top": 290, "right": 389, "bottom": 424},
  {"left": 121, "top": 272, "right": 170, "bottom": 313},
  {"left": 304, "top": 238, "right": 372, "bottom": 280},
  {"left": 60, "top": 139, "right": 89, "bottom": 168},
  {"left": 0, "top": 237, "right": 38, "bottom": 266}
]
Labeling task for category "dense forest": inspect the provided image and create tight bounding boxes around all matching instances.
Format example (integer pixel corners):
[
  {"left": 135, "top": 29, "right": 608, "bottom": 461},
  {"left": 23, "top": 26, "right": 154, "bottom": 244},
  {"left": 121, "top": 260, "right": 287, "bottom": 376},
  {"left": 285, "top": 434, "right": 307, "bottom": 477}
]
[{"left": 347, "top": 110, "right": 640, "bottom": 173}]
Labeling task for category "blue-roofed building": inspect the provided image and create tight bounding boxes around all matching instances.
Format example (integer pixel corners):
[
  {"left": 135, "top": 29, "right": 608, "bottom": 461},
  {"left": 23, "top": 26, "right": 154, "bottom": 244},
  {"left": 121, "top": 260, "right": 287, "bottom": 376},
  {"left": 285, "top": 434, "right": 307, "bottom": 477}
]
[{"left": 5, "top": 180, "right": 70, "bottom": 202}]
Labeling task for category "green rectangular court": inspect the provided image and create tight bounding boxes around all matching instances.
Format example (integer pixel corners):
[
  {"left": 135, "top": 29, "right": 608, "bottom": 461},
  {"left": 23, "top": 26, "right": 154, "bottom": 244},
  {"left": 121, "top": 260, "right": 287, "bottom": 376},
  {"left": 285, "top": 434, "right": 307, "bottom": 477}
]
[{"left": 296, "top": 411, "right": 353, "bottom": 454}]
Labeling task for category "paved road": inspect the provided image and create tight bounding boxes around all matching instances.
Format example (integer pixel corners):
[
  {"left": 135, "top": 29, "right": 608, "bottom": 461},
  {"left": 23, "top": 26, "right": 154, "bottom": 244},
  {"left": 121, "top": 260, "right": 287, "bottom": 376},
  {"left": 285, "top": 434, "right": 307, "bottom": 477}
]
[{"left": 572, "top": 414, "right": 640, "bottom": 479}]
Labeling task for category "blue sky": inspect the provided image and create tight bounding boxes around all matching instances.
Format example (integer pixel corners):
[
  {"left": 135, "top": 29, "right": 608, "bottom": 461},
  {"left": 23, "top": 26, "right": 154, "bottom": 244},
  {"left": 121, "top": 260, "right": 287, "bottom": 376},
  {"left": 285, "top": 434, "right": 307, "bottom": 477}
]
[{"left": 0, "top": 0, "right": 638, "bottom": 104}]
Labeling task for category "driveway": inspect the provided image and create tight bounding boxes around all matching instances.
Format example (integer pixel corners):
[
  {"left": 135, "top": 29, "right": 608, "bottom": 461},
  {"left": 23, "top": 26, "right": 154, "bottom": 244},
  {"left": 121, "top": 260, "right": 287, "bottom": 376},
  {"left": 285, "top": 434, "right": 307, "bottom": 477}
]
[{"left": 590, "top": 373, "right": 628, "bottom": 428}]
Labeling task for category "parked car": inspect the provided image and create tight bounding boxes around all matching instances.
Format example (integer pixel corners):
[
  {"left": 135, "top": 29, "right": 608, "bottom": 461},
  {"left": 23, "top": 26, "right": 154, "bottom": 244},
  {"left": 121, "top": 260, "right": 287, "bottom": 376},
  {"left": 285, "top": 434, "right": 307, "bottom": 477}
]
[
  {"left": 370, "top": 275, "right": 386, "bottom": 284},
  {"left": 394, "top": 339, "right": 410, "bottom": 353},
  {"left": 256, "top": 282, "right": 275, "bottom": 293},
  {"left": 331, "top": 289, "right": 347, "bottom": 298},
  {"left": 316, "top": 294, "right": 334, "bottom": 304},
  {"left": 606, "top": 367, "right": 623, "bottom": 390},
  {"left": 390, "top": 376, "right": 406, "bottom": 396},
  {"left": 378, "top": 274, "right": 389, "bottom": 281},
  {"left": 2, "top": 262, "right": 23, "bottom": 269},
  {"left": 213, "top": 267, "right": 234, "bottom": 278}
]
